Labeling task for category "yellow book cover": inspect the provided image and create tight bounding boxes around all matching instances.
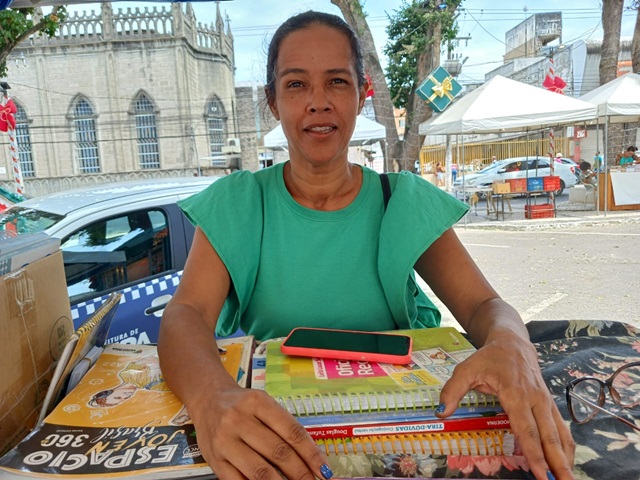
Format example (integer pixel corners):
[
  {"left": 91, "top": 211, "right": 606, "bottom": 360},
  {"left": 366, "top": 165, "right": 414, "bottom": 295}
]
[
  {"left": 0, "top": 336, "right": 254, "bottom": 479},
  {"left": 265, "top": 327, "right": 498, "bottom": 415}
]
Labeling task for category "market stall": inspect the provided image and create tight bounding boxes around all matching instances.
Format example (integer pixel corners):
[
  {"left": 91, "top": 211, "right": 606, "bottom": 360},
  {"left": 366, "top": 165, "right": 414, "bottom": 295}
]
[{"left": 580, "top": 73, "right": 640, "bottom": 212}]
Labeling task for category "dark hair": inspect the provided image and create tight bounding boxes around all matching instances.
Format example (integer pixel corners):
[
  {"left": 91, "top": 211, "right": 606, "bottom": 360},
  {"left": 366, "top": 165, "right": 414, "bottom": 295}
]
[
  {"left": 264, "top": 11, "right": 366, "bottom": 104},
  {"left": 579, "top": 161, "right": 591, "bottom": 171},
  {"left": 627, "top": 145, "right": 637, "bottom": 152}
]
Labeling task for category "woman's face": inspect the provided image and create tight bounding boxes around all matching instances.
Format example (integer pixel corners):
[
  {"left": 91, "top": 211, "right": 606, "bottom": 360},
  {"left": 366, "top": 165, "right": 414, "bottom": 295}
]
[{"left": 269, "top": 24, "right": 366, "bottom": 168}]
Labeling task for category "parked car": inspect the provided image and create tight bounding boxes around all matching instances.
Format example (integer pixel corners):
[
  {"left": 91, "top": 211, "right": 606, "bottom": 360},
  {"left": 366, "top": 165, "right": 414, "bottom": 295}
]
[
  {"left": 0, "top": 177, "right": 220, "bottom": 345},
  {"left": 453, "top": 156, "right": 578, "bottom": 195}
]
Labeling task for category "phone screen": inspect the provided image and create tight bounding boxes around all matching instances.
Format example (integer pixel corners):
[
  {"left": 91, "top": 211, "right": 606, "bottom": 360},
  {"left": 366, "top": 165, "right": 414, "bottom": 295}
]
[{"left": 283, "top": 328, "right": 411, "bottom": 356}]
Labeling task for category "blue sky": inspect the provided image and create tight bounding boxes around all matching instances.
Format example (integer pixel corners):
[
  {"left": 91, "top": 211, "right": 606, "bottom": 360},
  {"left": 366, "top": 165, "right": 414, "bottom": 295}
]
[{"left": 70, "top": 1, "right": 638, "bottom": 85}]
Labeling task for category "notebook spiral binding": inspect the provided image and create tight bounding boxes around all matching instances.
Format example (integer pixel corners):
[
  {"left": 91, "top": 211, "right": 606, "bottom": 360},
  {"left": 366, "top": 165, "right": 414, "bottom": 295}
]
[
  {"left": 276, "top": 388, "right": 500, "bottom": 417},
  {"left": 317, "top": 429, "right": 515, "bottom": 456}
]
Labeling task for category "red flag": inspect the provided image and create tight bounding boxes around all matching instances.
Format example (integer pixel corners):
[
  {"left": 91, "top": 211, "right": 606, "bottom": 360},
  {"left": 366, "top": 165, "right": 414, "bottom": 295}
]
[
  {"left": 543, "top": 74, "right": 567, "bottom": 94},
  {"left": 365, "top": 74, "right": 374, "bottom": 98},
  {"left": 542, "top": 57, "right": 566, "bottom": 94},
  {"left": 0, "top": 99, "right": 17, "bottom": 132}
]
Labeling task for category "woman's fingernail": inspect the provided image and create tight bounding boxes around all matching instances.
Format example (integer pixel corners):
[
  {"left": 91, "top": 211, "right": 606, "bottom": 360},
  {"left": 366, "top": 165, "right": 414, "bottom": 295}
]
[
  {"left": 547, "top": 471, "right": 556, "bottom": 480},
  {"left": 320, "top": 463, "right": 333, "bottom": 479},
  {"left": 435, "top": 403, "right": 446, "bottom": 414}
]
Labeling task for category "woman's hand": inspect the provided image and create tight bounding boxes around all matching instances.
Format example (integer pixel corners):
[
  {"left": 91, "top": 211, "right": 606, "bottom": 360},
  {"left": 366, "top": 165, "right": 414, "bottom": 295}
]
[
  {"left": 415, "top": 228, "right": 576, "bottom": 480},
  {"left": 436, "top": 330, "right": 575, "bottom": 480},
  {"left": 188, "top": 383, "right": 331, "bottom": 480}
]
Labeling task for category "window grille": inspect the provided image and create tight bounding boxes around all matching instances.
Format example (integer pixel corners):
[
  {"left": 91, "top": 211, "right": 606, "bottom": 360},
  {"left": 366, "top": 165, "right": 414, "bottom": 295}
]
[
  {"left": 73, "top": 99, "right": 100, "bottom": 174},
  {"left": 14, "top": 104, "right": 35, "bottom": 178},
  {"left": 205, "top": 97, "right": 226, "bottom": 163},
  {"left": 134, "top": 94, "right": 160, "bottom": 169}
]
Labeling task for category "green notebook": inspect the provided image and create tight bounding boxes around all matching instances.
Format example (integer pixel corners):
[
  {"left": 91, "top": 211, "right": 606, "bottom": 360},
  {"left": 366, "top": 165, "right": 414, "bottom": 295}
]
[{"left": 265, "top": 327, "right": 499, "bottom": 416}]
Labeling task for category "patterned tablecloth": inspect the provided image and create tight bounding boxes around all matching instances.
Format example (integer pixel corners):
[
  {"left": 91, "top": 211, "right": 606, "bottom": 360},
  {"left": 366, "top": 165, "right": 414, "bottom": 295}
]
[{"left": 328, "top": 320, "right": 640, "bottom": 480}]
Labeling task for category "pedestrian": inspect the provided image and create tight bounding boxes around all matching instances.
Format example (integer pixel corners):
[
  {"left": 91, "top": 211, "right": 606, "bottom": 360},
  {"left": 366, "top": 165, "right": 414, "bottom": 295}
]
[
  {"left": 158, "top": 11, "right": 575, "bottom": 480},
  {"left": 435, "top": 162, "right": 445, "bottom": 186},
  {"left": 451, "top": 162, "right": 458, "bottom": 183},
  {"left": 593, "top": 151, "right": 603, "bottom": 172}
]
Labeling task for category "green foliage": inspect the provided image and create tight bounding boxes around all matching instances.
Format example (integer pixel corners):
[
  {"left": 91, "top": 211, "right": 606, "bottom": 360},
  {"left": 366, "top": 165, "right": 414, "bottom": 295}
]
[
  {"left": 0, "top": 7, "right": 66, "bottom": 78},
  {"left": 383, "top": 0, "right": 461, "bottom": 109}
]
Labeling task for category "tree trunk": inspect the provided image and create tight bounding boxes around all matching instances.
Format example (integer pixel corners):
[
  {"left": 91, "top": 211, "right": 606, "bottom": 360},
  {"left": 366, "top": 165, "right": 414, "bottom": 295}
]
[
  {"left": 600, "top": 0, "right": 625, "bottom": 165},
  {"left": 633, "top": 7, "right": 640, "bottom": 72},
  {"left": 600, "top": 0, "right": 624, "bottom": 85},
  {"left": 331, "top": 0, "right": 400, "bottom": 172}
]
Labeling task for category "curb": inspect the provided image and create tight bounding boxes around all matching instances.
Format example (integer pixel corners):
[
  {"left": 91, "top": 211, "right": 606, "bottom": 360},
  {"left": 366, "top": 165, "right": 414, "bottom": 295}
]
[{"left": 455, "top": 211, "right": 640, "bottom": 231}]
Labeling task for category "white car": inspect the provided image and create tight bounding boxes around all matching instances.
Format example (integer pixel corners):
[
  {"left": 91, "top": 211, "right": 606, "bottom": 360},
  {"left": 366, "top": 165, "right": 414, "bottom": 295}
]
[
  {"left": 0, "top": 177, "right": 219, "bottom": 344},
  {"left": 453, "top": 156, "right": 578, "bottom": 196}
]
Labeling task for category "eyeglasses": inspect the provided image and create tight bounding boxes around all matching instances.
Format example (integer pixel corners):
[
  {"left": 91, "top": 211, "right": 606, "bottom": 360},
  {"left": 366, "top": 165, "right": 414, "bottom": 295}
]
[{"left": 566, "top": 361, "right": 640, "bottom": 432}]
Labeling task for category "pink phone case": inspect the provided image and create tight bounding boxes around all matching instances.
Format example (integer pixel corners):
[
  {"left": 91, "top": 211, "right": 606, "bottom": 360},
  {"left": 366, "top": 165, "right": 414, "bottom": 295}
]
[{"left": 280, "top": 328, "right": 413, "bottom": 364}]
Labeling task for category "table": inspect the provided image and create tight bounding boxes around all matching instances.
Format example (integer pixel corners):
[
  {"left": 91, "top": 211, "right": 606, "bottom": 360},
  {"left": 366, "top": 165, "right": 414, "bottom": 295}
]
[
  {"left": 326, "top": 320, "right": 640, "bottom": 479},
  {"left": 598, "top": 171, "right": 640, "bottom": 211}
]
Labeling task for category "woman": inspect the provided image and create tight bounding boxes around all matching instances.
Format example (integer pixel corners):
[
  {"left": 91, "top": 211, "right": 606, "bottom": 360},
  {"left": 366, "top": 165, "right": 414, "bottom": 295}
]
[{"left": 158, "top": 11, "right": 575, "bottom": 480}]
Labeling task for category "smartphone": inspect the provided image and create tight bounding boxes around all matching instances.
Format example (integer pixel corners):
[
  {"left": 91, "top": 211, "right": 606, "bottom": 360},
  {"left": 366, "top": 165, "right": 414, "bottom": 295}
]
[{"left": 280, "top": 327, "right": 413, "bottom": 364}]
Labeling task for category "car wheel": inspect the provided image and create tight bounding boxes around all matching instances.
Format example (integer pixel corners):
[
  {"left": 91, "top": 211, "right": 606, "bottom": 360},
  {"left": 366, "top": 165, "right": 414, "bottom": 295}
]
[{"left": 553, "top": 180, "right": 565, "bottom": 196}]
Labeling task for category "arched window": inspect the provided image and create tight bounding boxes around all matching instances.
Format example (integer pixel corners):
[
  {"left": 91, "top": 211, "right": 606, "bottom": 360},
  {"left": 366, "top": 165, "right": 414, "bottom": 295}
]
[
  {"left": 134, "top": 93, "right": 160, "bottom": 169},
  {"left": 14, "top": 103, "right": 35, "bottom": 178},
  {"left": 205, "top": 96, "right": 226, "bottom": 162},
  {"left": 72, "top": 98, "right": 100, "bottom": 174}
]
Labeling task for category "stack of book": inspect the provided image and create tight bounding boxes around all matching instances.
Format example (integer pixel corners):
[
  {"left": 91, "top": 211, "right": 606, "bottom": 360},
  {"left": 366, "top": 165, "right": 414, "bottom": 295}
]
[
  {"left": 0, "top": 322, "right": 533, "bottom": 479},
  {"left": 0, "top": 295, "right": 255, "bottom": 479},
  {"left": 259, "top": 328, "right": 519, "bottom": 464}
]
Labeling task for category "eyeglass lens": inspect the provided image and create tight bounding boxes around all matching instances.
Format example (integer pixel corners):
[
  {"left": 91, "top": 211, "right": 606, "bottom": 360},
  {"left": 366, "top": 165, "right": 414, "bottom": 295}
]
[
  {"left": 571, "top": 364, "right": 640, "bottom": 423},
  {"left": 611, "top": 363, "right": 640, "bottom": 409},
  {"left": 571, "top": 378, "right": 604, "bottom": 423}
]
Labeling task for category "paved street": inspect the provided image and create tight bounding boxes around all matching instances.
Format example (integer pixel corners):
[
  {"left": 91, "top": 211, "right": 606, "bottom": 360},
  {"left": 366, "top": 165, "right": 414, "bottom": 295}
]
[{"left": 418, "top": 212, "right": 640, "bottom": 331}]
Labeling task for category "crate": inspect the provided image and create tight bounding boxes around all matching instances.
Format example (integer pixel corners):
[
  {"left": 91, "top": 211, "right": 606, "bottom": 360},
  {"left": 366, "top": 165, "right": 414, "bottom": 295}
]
[
  {"left": 524, "top": 203, "right": 555, "bottom": 219},
  {"left": 492, "top": 181, "right": 511, "bottom": 194},
  {"left": 506, "top": 178, "right": 527, "bottom": 193},
  {"left": 543, "top": 176, "right": 561, "bottom": 192},
  {"left": 526, "top": 177, "right": 544, "bottom": 192}
]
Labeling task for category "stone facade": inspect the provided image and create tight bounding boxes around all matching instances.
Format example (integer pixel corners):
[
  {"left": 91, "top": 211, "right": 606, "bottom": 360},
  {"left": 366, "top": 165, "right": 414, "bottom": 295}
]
[{"left": 0, "top": 2, "right": 244, "bottom": 195}]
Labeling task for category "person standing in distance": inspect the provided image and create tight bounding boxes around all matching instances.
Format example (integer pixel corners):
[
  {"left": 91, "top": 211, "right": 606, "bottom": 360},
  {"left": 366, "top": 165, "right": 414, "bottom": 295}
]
[{"left": 158, "top": 11, "right": 575, "bottom": 480}]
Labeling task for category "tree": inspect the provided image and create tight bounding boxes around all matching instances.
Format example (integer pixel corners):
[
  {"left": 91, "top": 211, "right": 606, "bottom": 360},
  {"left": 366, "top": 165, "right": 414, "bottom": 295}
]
[
  {"left": 331, "top": 0, "right": 461, "bottom": 171},
  {"left": 631, "top": 1, "right": 640, "bottom": 77},
  {"left": 600, "top": 0, "right": 624, "bottom": 84},
  {"left": 0, "top": 6, "right": 66, "bottom": 78},
  {"left": 599, "top": 0, "right": 624, "bottom": 163}
]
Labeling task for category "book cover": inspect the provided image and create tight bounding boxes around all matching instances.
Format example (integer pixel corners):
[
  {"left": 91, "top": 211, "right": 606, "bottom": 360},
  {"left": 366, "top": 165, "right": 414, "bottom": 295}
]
[
  {"left": 0, "top": 337, "right": 254, "bottom": 479},
  {"left": 265, "top": 327, "right": 498, "bottom": 415},
  {"left": 305, "top": 412, "right": 510, "bottom": 439},
  {"left": 37, "top": 292, "right": 122, "bottom": 424}
]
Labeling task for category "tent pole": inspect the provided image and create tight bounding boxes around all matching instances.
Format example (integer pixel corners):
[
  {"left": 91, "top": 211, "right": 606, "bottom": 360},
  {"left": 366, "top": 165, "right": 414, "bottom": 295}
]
[
  {"left": 595, "top": 118, "right": 601, "bottom": 215},
  {"left": 604, "top": 116, "right": 608, "bottom": 217},
  {"left": 461, "top": 134, "right": 467, "bottom": 228}
]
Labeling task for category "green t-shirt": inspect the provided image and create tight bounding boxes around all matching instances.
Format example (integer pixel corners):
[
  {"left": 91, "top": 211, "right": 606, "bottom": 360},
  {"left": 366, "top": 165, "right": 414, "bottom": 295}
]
[{"left": 180, "top": 162, "right": 468, "bottom": 340}]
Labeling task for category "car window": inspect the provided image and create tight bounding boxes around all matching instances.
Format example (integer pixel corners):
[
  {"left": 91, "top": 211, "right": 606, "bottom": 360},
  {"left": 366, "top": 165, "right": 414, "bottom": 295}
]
[
  {"left": 0, "top": 207, "right": 64, "bottom": 235},
  {"left": 61, "top": 208, "right": 171, "bottom": 304}
]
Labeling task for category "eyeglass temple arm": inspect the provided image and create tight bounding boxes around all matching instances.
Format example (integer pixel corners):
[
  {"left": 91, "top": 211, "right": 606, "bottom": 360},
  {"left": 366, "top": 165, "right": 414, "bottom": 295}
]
[{"left": 569, "top": 391, "right": 640, "bottom": 432}]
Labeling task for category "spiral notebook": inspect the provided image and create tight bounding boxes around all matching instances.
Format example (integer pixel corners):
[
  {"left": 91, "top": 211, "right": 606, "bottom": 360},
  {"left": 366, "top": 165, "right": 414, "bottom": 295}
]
[
  {"left": 316, "top": 429, "right": 515, "bottom": 456},
  {"left": 265, "top": 327, "right": 499, "bottom": 416}
]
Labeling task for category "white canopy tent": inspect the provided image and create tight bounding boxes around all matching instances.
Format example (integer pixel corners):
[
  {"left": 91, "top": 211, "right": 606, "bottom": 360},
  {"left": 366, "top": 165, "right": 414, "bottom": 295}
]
[
  {"left": 579, "top": 72, "right": 640, "bottom": 123},
  {"left": 264, "top": 114, "right": 386, "bottom": 150},
  {"left": 419, "top": 75, "right": 597, "bottom": 136},
  {"left": 579, "top": 73, "right": 640, "bottom": 213}
]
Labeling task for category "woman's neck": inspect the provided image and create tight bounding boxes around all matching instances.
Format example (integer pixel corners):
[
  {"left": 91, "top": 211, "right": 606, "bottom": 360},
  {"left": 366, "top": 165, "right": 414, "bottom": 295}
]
[{"left": 284, "top": 161, "right": 362, "bottom": 211}]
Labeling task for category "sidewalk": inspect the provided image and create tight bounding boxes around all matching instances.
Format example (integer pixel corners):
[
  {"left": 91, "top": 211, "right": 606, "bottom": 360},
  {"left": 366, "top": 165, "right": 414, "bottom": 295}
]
[{"left": 455, "top": 200, "right": 640, "bottom": 230}]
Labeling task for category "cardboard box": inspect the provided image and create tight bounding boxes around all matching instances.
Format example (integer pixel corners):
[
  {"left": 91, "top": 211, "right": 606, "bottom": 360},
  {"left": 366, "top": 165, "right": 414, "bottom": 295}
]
[
  {"left": 492, "top": 181, "right": 511, "bottom": 194},
  {"left": 0, "top": 250, "right": 74, "bottom": 456}
]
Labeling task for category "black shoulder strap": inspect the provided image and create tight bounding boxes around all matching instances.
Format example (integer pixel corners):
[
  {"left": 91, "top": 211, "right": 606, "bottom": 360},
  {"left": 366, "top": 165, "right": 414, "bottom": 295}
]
[{"left": 379, "top": 173, "right": 392, "bottom": 211}]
